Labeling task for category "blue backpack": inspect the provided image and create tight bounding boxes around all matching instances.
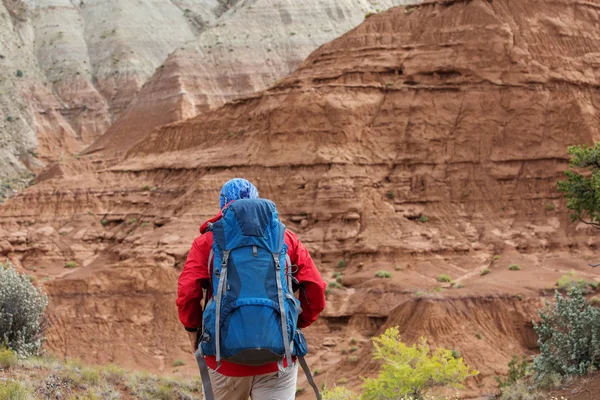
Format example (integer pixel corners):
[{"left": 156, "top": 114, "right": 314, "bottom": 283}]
[{"left": 195, "top": 199, "right": 320, "bottom": 399}]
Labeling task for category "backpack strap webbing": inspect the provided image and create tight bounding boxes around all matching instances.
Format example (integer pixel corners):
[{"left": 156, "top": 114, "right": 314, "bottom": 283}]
[
  {"left": 285, "top": 254, "right": 292, "bottom": 291},
  {"left": 215, "top": 250, "right": 230, "bottom": 367},
  {"left": 272, "top": 253, "right": 292, "bottom": 366},
  {"left": 195, "top": 346, "right": 215, "bottom": 400},
  {"left": 299, "top": 356, "right": 321, "bottom": 400}
]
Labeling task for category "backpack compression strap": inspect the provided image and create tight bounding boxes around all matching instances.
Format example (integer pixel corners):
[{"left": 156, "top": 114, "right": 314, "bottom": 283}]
[
  {"left": 272, "top": 253, "right": 293, "bottom": 366},
  {"left": 215, "top": 250, "right": 231, "bottom": 367},
  {"left": 299, "top": 356, "right": 321, "bottom": 400}
]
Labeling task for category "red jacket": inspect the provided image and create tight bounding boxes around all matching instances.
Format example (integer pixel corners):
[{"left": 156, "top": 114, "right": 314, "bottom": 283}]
[{"left": 176, "top": 210, "right": 327, "bottom": 377}]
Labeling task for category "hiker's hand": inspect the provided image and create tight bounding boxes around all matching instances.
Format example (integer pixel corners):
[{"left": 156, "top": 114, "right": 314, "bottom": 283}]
[{"left": 188, "top": 330, "right": 199, "bottom": 353}]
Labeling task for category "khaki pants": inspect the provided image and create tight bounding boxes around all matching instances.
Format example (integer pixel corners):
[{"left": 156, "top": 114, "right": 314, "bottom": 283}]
[{"left": 205, "top": 362, "right": 298, "bottom": 400}]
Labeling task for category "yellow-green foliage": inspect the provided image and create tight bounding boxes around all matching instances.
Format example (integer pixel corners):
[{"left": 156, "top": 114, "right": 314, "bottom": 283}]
[
  {"left": 361, "top": 327, "right": 478, "bottom": 400},
  {"left": 100, "top": 364, "right": 125, "bottom": 384},
  {"left": 556, "top": 271, "right": 596, "bottom": 293},
  {"left": 0, "top": 380, "right": 30, "bottom": 399},
  {"left": 0, "top": 347, "right": 17, "bottom": 369},
  {"left": 322, "top": 386, "right": 360, "bottom": 400}
]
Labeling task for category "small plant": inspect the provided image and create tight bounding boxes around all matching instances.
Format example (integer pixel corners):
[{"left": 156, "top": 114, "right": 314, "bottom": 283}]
[
  {"left": 328, "top": 282, "right": 343, "bottom": 290},
  {"left": 142, "top": 184, "right": 151, "bottom": 191},
  {"left": 405, "top": 7, "right": 415, "bottom": 14},
  {"left": 556, "top": 271, "right": 595, "bottom": 293},
  {"left": 533, "top": 287, "right": 600, "bottom": 382},
  {"left": 100, "top": 219, "right": 109, "bottom": 226},
  {"left": 475, "top": 332, "right": 482, "bottom": 340},
  {"left": 494, "top": 255, "right": 501, "bottom": 261},
  {"left": 172, "top": 359, "right": 185, "bottom": 367},
  {"left": 349, "top": 346, "right": 358, "bottom": 353},
  {"left": 336, "top": 276, "right": 343, "bottom": 284},
  {"left": 141, "top": 222, "right": 149, "bottom": 228},
  {"left": 437, "top": 274, "right": 451, "bottom": 283},
  {"left": 350, "top": 338, "right": 357, "bottom": 345},
  {"left": 385, "top": 190, "right": 396, "bottom": 200},
  {"left": 333, "top": 271, "right": 343, "bottom": 279},
  {"left": 322, "top": 386, "right": 359, "bottom": 400},
  {"left": 0, "top": 347, "right": 17, "bottom": 369},
  {"left": 16, "top": 70, "right": 23, "bottom": 78},
  {"left": 365, "top": 11, "right": 375, "bottom": 18},
  {"left": 375, "top": 270, "right": 392, "bottom": 279},
  {"left": 418, "top": 215, "right": 429, "bottom": 223},
  {"left": 296, "top": 387, "right": 306, "bottom": 395},
  {"left": 337, "top": 260, "right": 347, "bottom": 268},
  {"left": 0, "top": 380, "right": 30, "bottom": 399},
  {"left": 348, "top": 355, "right": 359, "bottom": 363},
  {"left": 0, "top": 264, "right": 48, "bottom": 355},
  {"left": 313, "top": 369, "right": 321, "bottom": 376},
  {"left": 6, "top": 115, "right": 13, "bottom": 122},
  {"left": 545, "top": 203, "right": 556, "bottom": 211},
  {"left": 454, "top": 282, "right": 464, "bottom": 289},
  {"left": 591, "top": 297, "right": 600, "bottom": 306},
  {"left": 361, "top": 327, "right": 478, "bottom": 399},
  {"left": 64, "top": 261, "right": 78, "bottom": 269},
  {"left": 450, "top": 349, "right": 462, "bottom": 359},
  {"left": 414, "top": 291, "right": 425, "bottom": 297},
  {"left": 128, "top": 218, "right": 137, "bottom": 224},
  {"left": 509, "top": 264, "right": 521, "bottom": 271},
  {"left": 496, "top": 355, "right": 529, "bottom": 388},
  {"left": 394, "top": 265, "right": 403, "bottom": 271},
  {"left": 480, "top": 268, "right": 491, "bottom": 276}
]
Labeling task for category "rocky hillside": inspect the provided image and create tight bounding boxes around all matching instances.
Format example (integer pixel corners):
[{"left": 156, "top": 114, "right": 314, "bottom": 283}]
[
  {"left": 1, "top": 0, "right": 600, "bottom": 398},
  {"left": 0, "top": 0, "right": 414, "bottom": 186}
]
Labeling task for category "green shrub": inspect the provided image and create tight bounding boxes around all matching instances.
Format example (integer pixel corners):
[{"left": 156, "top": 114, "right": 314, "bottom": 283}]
[
  {"left": 16, "top": 70, "right": 23, "bottom": 78},
  {"left": 365, "top": 11, "right": 375, "bottom": 19},
  {"left": 348, "top": 355, "right": 358, "bottom": 363},
  {"left": 385, "top": 190, "right": 395, "bottom": 200},
  {"left": 361, "top": 327, "right": 478, "bottom": 399},
  {"left": 418, "top": 215, "right": 428, "bottom": 223},
  {"left": 532, "top": 288, "right": 600, "bottom": 382},
  {"left": 557, "top": 143, "right": 600, "bottom": 225},
  {"left": 509, "top": 264, "right": 521, "bottom": 271},
  {"left": 375, "top": 270, "right": 392, "bottom": 279},
  {"left": 328, "top": 282, "right": 343, "bottom": 290},
  {"left": 556, "top": 271, "right": 595, "bottom": 293},
  {"left": 81, "top": 367, "right": 101, "bottom": 385},
  {"left": 480, "top": 268, "right": 491, "bottom": 276},
  {"left": 0, "top": 347, "right": 17, "bottom": 369},
  {"left": 349, "top": 346, "right": 358, "bottom": 353},
  {"left": 323, "top": 386, "right": 359, "bottom": 400},
  {"left": 494, "top": 255, "right": 501, "bottom": 261},
  {"left": 496, "top": 355, "right": 529, "bottom": 388},
  {"left": 64, "top": 261, "right": 78, "bottom": 269},
  {"left": 454, "top": 282, "right": 464, "bottom": 289},
  {"left": 100, "top": 219, "right": 109, "bottom": 226},
  {"left": 337, "top": 260, "right": 347, "bottom": 268},
  {"left": 172, "top": 359, "right": 185, "bottom": 367},
  {"left": 296, "top": 387, "right": 306, "bottom": 395},
  {"left": 142, "top": 185, "right": 151, "bottom": 191},
  {"left": 0, "top": 380, "right": 30, "bottom": 399},
  {"left": 436, "top": 274, "right": 451, "bottom": 283},
  {"left": 0, "top": 264, "right": 48, "bottom": 356},
  {"left": 545, "top": 203, "right": 555, "bottom": 211}
]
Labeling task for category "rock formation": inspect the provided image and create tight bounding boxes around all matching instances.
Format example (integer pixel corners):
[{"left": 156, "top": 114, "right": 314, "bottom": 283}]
[
  {"left": 1, "top": 0, "right": 600, "bottom": 397},
  {"left": 1, "top": 0, "right": 413, "bottom": 184}
]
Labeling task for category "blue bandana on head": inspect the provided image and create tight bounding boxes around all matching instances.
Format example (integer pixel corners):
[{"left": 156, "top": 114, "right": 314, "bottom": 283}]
[{"left": 219, "top": 178, "right": 259, "bottom": 209}]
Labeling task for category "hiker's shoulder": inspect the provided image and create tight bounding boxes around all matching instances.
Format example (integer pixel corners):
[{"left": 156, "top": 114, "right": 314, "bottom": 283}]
[
  {"left": 192, "top": 231, "right": 213, "bottom": 248},
  {"left": 284, "top": 228, "right": 301, "bottom": 246}
]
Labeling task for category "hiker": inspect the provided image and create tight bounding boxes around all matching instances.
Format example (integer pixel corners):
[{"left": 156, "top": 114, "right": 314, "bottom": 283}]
[{"left": 177, "top": 178, "right": 327, "bottom": 400}]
